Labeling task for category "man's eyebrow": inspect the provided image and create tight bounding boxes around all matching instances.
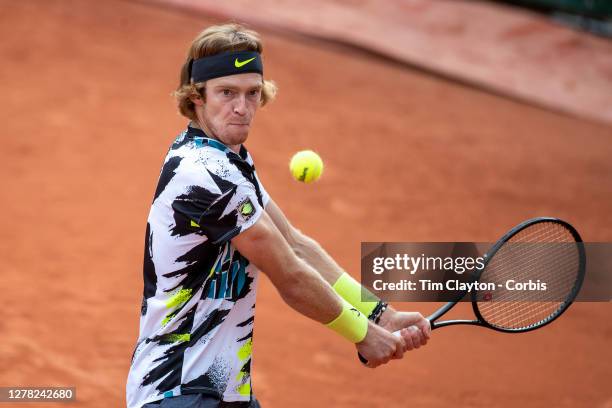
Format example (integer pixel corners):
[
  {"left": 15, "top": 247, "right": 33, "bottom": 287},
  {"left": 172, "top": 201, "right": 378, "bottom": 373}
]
[
  {"left": 213, "top": 83, "right": 263, "bottom": 90},
  {"left": 213, "top": 84, "right": 238, "bottom": 89}
]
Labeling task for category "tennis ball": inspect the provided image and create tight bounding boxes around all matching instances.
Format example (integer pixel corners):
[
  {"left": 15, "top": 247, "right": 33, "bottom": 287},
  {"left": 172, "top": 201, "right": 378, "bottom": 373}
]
[{"left": 289, "top": 150, "right": 324, "bottom": 183}]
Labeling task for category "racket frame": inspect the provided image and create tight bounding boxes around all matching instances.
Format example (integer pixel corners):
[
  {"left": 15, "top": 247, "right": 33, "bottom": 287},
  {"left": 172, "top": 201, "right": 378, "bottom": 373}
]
[{"left": 429, "top": 217, "right": 586, "bottom": 333}]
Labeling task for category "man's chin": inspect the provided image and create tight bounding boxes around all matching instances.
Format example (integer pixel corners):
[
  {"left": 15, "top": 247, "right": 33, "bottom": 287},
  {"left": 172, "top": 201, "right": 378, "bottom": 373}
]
[{"left": 224, "top": 130, "right": 249, "bottom": 146}]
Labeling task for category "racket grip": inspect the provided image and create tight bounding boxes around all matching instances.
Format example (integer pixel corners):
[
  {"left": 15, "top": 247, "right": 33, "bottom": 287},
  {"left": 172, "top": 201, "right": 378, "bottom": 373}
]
[{"left": 358, "top": 330, "right": 401, "bottom": 365}]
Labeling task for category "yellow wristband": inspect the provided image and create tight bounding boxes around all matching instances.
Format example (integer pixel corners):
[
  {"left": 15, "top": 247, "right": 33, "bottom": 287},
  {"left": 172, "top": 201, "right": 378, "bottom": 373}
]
[
  {"left": 325, "top": 299, "right": 369, "bottom": 343},
  {"left": 332, "top": 273, "right": 379, "bottom": 316}
]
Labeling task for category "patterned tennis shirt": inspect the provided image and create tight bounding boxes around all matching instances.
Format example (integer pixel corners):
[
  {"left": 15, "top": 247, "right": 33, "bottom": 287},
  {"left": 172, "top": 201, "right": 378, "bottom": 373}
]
[{"left": 126, "top": 125, "right": 269, "bottom": 407}]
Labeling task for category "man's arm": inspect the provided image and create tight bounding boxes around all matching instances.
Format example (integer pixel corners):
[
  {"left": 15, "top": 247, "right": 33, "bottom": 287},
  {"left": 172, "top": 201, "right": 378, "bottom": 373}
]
[
  {"left": 265, "top": 199, "right": 432, "bottom": 347},
  {"left": 231, "top": 210, "right": 405, "bottom": 367},
  {"left": 233, "top": 209, "right": 339, "bottom": 323},
  {"left": 264, "top": 199, "right": 344, "bottom": 284}
]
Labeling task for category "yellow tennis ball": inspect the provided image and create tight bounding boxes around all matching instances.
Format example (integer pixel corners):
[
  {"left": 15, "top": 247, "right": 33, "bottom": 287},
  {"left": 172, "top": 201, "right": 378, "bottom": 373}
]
[{"left": 289, "top": 150, "right": 324, "bottom": 183}]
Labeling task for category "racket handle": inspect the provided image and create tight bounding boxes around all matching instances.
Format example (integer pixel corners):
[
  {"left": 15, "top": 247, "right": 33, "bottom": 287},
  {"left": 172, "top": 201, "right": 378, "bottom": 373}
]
[{"left": 358, "top": 330, "right": 401, "bottom": 365}]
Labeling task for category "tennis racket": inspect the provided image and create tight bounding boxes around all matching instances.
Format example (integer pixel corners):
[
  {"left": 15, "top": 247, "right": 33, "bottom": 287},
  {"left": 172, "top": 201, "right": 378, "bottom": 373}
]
[{"left": 359, "top": 217, "right": 586, "bottom": 364}]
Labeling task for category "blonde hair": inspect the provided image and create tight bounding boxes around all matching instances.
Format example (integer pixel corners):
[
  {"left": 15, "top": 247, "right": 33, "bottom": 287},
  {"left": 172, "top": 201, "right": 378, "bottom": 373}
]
[{"left": 174, "top": 24, "right": 277, "bottom": 121}]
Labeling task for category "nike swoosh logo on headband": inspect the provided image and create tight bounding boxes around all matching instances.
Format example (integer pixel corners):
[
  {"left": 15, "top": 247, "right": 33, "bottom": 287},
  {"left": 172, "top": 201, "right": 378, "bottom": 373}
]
[{"left": 235, "top": 57, "right": 256, "bottom": 68}]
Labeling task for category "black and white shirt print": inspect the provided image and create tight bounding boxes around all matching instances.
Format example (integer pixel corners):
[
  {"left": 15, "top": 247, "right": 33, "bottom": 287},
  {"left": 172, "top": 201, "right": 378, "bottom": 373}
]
[{"left": 126, "top": 126, "right": 269, "bottom": 408}]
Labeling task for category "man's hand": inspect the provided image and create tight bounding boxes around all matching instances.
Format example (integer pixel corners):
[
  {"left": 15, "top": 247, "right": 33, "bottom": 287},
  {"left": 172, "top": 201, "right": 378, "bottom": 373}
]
[
  {"left": 378, "top": 307, "right": 431, "bottom": 351},
  {"left": 356, "top": 321, "right": 405, "bottom": 368}
]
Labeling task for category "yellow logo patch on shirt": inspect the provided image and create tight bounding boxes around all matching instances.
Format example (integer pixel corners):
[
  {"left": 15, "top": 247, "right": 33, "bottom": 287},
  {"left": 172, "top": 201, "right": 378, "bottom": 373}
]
[{"left": 238, "top": 198, "right": 255, "bottom": 222}]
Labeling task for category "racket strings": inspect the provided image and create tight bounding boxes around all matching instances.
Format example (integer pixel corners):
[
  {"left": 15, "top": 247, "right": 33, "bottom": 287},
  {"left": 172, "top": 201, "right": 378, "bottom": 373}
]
[
  {"left": 479, "top": 226, "right": 577, "bottom": 328},
  {"left": 478, "top": 224, "right": 574, "bottom": 291},
  {"left": 479, "top": 267, "right": 574, "bottom": 328},
  {"left": 482, "top": 240, "right": 578, "bottom": 301},
  {"left": 479, "top": 237, "right": 577, "bottom": 328},
  {"left": 476, "top": 222, "right": 580, "bottom": 330}
]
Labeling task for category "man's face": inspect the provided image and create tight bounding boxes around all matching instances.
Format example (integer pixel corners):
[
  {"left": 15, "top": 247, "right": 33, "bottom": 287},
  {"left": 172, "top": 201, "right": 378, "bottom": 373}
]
[{"left": 195, "top": 73, "right": 263, "bottom": 149}]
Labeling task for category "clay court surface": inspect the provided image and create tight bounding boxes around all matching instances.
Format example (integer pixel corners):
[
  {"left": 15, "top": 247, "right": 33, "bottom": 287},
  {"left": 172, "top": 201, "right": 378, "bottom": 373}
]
[{"left": 2, "top": 1, "right": 611, "bottom": 407}]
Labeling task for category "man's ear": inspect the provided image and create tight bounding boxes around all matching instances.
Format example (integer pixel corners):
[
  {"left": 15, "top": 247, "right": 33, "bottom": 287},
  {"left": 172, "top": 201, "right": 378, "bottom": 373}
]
[{"left": 189, "top": 93, "right": 204, "bottom": 106}]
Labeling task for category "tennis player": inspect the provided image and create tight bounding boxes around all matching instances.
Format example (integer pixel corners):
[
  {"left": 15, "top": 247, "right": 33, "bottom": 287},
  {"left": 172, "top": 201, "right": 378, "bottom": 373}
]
[{"left": 126, "top": 23, "right": 430, "bottom": 408}]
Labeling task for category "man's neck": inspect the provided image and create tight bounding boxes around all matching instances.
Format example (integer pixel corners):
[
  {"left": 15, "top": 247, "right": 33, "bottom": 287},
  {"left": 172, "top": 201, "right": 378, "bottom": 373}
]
[{"left": 189, "top": 121, "right": 241, "bottom": 154}]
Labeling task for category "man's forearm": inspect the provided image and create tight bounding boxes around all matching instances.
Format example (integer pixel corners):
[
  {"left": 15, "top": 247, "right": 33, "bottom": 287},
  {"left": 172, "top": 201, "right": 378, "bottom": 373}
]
[
  {"left": 265, "top": 199, "right": 350, "bottom": 284},
  {"left": 292, "top": 231, "right": 384, "bottom": 319},
  {"left": 291, "top": 232, "right": 345, "bottom": 285},
  {"left": 264, "top": 200, "right": 382, "bottom": 317},
  {"left": 232, "top": 212, "right": 370, "bottom": 343}
]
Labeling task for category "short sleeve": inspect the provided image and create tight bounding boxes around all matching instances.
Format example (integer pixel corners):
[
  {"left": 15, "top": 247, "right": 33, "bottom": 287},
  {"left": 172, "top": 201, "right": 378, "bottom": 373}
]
[
  {"left": 171, "top": 180, "right": 264, "bottom": 246},
  {"left": 253, "top": 169, "right": 270, "bottom": 209}
]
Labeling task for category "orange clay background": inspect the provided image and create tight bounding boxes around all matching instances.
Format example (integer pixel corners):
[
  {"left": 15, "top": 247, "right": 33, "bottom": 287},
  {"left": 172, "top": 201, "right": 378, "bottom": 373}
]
[{"left": 1, "top": 1, "right": 611, "bottom": 407}]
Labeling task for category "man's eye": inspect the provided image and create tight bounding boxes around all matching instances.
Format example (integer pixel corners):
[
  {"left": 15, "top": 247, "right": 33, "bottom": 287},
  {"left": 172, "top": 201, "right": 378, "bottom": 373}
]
[
  {"left": 222, "top": 89, "right": 232, "bottom": 96},
  {"left": 249, "top": 89, "right": 261, "bottom": 96}
]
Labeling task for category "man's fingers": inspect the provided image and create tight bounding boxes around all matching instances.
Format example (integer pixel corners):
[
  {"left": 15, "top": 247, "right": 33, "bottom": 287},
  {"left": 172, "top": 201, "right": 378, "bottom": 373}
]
[
  {"left": 414, "top": 319, "right": 431, "bottom": 340},
  {"left": 419, "top": 332, "right": 428, "bottom": 346},
  {"left": 404, "top": 325, "right": 429, "bottom": 349},
  {"left": 393, "top": 334, "right": 405, "bottom": 359},
  {"left": 395, "top": 335, "right": 406, "bottom": 359},
  {"left": 423, "top": 321, "right": 432, "bottom": 339},
  {"left": 409, "top": 326, "right": 422, "bottom": 349},
  {"left": 412, "top": 325, "right": 426, "bottom": 347},
  {"left": 401, "top": 328, "right": 415, "bottom": 351}
]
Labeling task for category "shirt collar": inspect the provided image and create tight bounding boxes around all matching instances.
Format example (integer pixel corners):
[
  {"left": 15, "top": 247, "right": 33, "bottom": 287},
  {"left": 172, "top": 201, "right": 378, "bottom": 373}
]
[{"left": 186, "top": 125, "right": 249, "bottom": 161}]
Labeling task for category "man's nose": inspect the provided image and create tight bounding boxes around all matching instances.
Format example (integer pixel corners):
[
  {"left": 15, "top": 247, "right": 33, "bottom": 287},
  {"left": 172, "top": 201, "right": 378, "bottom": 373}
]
[{"left": 233, "top": 95, "right": 247, "bottom": 115}]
